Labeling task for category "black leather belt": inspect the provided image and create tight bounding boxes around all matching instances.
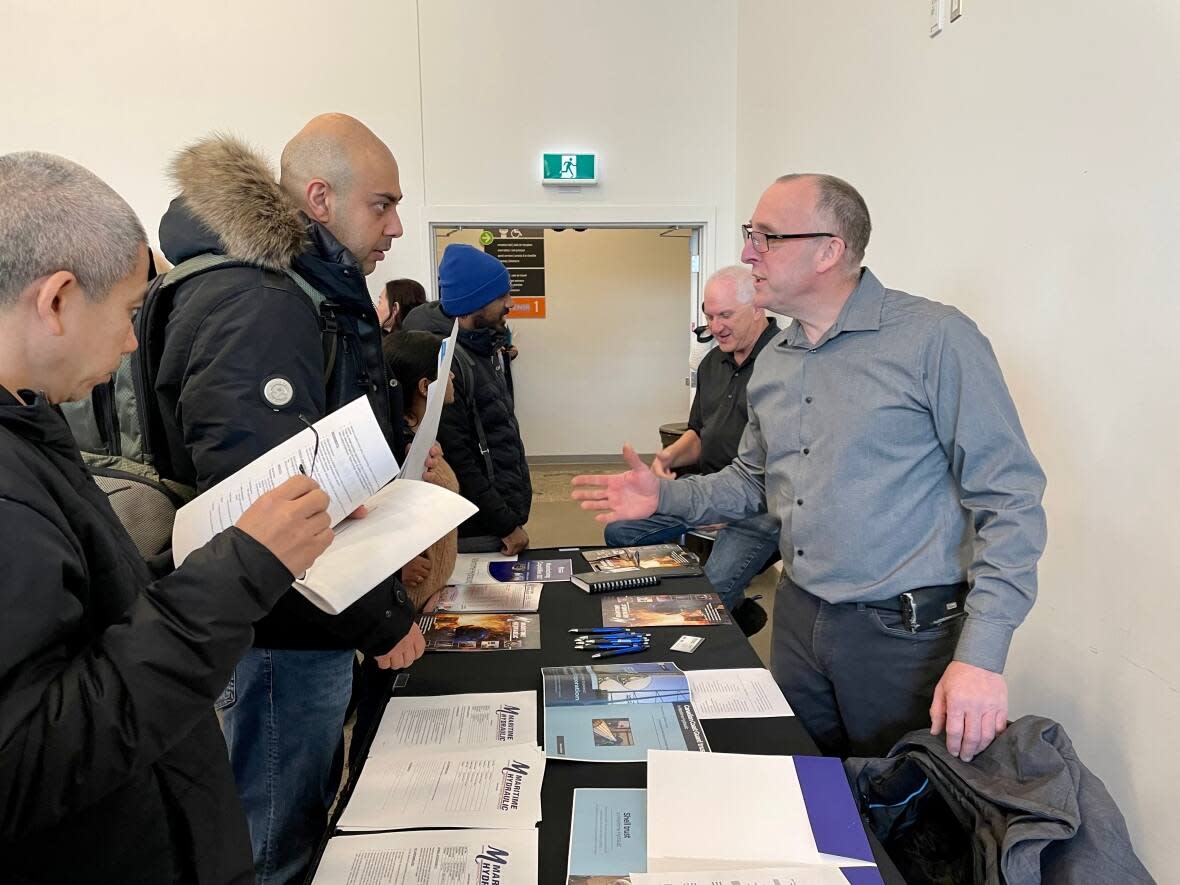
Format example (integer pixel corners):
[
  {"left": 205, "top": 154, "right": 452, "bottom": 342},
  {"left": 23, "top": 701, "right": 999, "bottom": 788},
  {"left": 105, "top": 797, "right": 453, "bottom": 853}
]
[{"left": 859, "top": 583, "right": 969, "bottom": 633}]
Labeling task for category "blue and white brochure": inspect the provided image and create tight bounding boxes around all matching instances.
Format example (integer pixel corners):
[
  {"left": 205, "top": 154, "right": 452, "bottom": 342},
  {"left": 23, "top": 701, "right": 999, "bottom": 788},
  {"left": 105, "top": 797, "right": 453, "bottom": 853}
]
[
  {"left": 566, "top": 788, "right": 647, "bottom": 884},
  {"left": 542, "top": 663, "right": 710, "bottom": 762}
]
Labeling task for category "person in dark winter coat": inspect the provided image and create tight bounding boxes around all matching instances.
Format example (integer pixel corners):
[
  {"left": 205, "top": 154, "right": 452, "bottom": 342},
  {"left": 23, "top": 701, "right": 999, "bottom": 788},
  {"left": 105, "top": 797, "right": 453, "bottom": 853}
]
[
  {"left": 154, "top": 115, "right": 424, "bottom": 885},
  {"left": 0, "top": 152, "right": 333, "bottom": 884},
  {"left": 401, "top": 244, "right": 532, "bottom": 554}
]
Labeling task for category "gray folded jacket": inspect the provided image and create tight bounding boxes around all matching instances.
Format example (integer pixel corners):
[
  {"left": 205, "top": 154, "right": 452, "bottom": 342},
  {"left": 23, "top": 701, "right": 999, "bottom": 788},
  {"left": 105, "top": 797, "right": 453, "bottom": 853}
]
[{"left": 845, "top": 715, "right": 1155, "bottom": 885}]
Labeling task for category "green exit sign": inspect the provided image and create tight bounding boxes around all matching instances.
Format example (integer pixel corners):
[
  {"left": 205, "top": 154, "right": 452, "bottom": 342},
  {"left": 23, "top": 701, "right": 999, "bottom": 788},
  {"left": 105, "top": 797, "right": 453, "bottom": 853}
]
[{"left": 541, "top": 153, "right": 597, "bottom": 185}]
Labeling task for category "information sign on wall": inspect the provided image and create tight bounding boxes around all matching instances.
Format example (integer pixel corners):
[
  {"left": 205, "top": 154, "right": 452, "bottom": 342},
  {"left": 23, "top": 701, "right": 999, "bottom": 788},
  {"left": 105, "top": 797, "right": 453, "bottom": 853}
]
[{"left": 482, "top": 228, "right": 547, "bottom": 319}]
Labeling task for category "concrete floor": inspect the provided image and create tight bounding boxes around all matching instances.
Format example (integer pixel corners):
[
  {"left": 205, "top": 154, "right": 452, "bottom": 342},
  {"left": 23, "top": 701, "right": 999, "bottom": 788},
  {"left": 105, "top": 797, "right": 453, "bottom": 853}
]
[{"left": 526, "top": 462, "right": 779, "bottom": 668}]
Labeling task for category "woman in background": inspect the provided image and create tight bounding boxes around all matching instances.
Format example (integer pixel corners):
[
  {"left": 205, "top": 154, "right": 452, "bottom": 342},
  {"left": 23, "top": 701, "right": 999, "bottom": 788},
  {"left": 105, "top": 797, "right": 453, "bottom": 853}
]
[{"left": 376, "top": 277, "right": 427, "bottom": 335}]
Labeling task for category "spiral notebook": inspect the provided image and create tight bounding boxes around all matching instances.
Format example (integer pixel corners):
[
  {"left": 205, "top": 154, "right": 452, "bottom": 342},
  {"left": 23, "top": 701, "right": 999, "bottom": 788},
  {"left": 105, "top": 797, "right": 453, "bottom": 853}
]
[{"left": 571, "top": 572, "right": 662, "bottom": 594}]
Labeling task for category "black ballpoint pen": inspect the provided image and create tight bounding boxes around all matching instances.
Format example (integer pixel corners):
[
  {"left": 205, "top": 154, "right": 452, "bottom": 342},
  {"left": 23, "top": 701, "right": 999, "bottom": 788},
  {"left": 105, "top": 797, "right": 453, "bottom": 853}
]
[{"left": 591, "top": 647, "right": 647, "bottom": 659}]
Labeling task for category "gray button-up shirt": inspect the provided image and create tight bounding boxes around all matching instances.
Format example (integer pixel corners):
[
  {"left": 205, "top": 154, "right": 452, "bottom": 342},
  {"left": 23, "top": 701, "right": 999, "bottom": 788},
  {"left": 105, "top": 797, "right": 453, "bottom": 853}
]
[{"left": 659, "top": 268, "right": 1046, "bottom": 672}]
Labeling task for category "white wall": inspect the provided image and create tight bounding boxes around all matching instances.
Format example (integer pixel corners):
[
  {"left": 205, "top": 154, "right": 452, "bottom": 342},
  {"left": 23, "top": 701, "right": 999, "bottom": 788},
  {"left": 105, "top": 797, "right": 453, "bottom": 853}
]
[
  {"left": 434, "top": 228, "right": 691, "bottom": 457},
  {"left": 736, "top": 1, "right": 1180, "bottom": 873},
  {"left": 0, "top": 0, "right": 428, "bottom": 299},
  {"left": 416, "top": 0, "right": 739, "bottom": 277}
]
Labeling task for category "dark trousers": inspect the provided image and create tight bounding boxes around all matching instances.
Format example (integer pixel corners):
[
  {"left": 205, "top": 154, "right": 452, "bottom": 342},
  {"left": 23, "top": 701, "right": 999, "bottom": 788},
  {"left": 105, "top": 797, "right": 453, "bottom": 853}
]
[{"left": 771, "top": 574, "right": 963, "bottom": 758}]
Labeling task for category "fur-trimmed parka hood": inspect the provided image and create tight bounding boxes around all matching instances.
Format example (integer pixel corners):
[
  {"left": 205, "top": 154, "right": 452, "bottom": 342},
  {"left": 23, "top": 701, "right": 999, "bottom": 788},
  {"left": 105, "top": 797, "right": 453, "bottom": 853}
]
[{"left": 159, "top": 135, "right": 307, "bottom": 270}]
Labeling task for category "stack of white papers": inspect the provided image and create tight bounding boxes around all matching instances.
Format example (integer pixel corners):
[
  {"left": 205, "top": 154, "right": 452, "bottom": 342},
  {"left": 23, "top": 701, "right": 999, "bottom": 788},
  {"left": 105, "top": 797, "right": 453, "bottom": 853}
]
[
  {"left": 339, "top": 691, "right": 545, "bottom": 832},
  {"left": 683, "top": 668, "right": 795, "bottom": 719},
  {"left": 644, "top": 751, "right": 881, "bottom": 881},
  {"left": 337, "top": 743, "right": 545, "bottom": 831},
  {"left": 368, "top": 690, "right": 537, "bottom": 754},
  {"left": 171, "top": 395, "right": 477, "bottom": 614},
  {"left": 311, "top": 828, "right": 537, "bottom": 885}
]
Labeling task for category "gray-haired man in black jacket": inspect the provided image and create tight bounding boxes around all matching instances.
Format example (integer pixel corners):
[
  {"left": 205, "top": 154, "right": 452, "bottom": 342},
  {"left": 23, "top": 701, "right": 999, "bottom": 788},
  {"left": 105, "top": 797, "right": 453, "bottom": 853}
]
[{"left": 0, "top": 152, "right": 333, "bottom": 884}]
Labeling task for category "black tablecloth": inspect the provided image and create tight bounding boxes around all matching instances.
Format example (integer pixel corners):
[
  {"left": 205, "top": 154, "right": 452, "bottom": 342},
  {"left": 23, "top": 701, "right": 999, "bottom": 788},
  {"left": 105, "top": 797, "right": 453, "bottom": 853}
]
[{"left": 314, "top": 548, "right": 905, "bottom": 883}]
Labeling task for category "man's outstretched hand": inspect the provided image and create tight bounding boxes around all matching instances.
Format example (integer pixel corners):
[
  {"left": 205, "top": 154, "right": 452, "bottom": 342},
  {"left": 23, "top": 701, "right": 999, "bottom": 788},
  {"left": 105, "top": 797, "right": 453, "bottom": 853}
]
[{"left": 570, "top": 444, "right": 661, "bottom": 524}]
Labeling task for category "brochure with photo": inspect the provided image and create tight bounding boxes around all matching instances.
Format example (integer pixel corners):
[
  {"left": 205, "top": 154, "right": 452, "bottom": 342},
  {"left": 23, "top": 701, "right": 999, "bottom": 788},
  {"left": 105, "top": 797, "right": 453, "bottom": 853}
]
[
  {"left": 434, "top": 582, "right": 543, "bottom": 613},
  {"left": 541, "top": 663, "right": 709, "bottom": 762},
  {"left": 602, "top": 594, "right": 732, "bottom": 629},
  {"left": 419, "top": 612, "right": 541, "bottom": 651},
  {"left": 566, "top": 788, "right": 647, "bottom": 884},
  {"left": 582, "top": 544, "right": 702, "bottom": 577},
  {"left": 487, "top": 558, "right": 574, "bottom": 582}
]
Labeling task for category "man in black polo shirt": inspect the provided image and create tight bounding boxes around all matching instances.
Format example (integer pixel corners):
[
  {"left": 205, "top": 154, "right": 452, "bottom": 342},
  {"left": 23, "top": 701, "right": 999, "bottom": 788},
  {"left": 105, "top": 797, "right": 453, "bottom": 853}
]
[{"left": 605, "top": 265, "right": 780, "bottom": 633}]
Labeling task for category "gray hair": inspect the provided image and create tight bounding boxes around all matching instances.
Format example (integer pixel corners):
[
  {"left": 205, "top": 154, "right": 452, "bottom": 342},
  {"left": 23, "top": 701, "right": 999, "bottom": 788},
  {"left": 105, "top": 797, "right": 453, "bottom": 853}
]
[
  {"left": 0, "top": 152, "right": 146, "bottom": 307},
  {"left": 777, "top": 173, "right": 871, "bottom": 267},
  {"left": 705, "top": 264, "right": 757, "bottom": 305}
]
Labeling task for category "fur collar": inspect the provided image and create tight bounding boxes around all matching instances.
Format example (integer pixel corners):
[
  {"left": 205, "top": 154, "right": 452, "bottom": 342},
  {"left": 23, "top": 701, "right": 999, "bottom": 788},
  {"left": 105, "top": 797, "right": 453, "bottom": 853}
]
[{"left": 167, "top": 135, "right": 306, "bottom": 270}]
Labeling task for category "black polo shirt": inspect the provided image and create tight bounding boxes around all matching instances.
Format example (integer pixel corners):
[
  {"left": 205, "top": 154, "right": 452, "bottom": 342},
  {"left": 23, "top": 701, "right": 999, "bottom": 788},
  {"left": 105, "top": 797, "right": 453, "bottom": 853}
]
[{"left": 688, "top": 318, "right": 780, "bottom": 474}]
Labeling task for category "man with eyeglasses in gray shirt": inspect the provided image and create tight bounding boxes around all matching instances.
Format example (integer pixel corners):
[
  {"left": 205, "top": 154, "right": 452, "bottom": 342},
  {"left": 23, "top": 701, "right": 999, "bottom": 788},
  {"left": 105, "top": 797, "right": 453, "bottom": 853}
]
[{"left": 573, "top": 173, "right": 1046, "bottom": 762}]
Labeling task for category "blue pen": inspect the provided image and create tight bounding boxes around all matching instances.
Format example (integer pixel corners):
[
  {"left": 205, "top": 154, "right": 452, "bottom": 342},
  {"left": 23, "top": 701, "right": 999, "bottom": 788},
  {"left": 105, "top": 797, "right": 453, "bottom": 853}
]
[
  {"left": 575, "top": 637, "right": 651, "bottom": 646},
  {"left": 577, "top": 641, "right": 650, "bottom": 650},
  {"left": 573, "top": 637, "right": 656, "bottom": 646},
  {"left": 591, "top": 646, "right": 648, "bottom": 659}
]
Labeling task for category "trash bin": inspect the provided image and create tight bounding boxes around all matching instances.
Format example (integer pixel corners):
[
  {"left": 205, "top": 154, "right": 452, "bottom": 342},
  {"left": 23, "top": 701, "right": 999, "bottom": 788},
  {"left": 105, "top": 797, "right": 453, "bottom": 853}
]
[{"left": 658, "top": 421, "right": 690, "bottom": 450}]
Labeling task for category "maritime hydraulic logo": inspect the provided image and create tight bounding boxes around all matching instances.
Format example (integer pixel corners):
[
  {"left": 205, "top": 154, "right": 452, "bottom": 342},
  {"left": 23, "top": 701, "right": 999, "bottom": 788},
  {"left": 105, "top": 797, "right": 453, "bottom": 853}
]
[{"left": 473, "top": 844, "right": 510, "bottom": 884}]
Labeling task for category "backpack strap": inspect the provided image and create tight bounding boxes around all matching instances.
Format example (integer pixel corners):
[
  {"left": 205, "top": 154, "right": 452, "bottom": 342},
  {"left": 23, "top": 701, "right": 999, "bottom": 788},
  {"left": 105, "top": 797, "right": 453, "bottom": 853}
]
[
  {"left": 281, "top": 267, "right": 339, "bottom": 383},
  {"left": 452, "top": 347, "right": 495, "bottom": 480}
]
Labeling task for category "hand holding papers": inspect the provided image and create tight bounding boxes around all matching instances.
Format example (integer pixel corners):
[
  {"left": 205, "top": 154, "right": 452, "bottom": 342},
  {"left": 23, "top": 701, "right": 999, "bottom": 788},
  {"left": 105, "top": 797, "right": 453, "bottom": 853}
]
[
  {"left": 172, "top": 396, "right": 477, "bottom": 614},
  {"left": 173, "top": 396, "right": 396, "bottom": 564},
  {"left": 400, "top": 319, "right": 458, "bottom": 482},
  {"left": 297, "top": 478, "right": 476, "bottom": 614}
]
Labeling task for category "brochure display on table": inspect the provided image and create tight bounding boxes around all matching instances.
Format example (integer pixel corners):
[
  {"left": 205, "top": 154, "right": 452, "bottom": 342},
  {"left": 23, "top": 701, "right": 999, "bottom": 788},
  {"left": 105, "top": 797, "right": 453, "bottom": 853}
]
[{"left": 542, "top": 662, "right": 710, "bottom": 762}]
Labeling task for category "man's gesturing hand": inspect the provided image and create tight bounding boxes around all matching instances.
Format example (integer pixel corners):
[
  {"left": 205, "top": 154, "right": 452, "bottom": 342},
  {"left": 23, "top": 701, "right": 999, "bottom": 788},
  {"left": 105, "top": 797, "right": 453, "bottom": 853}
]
[
  {"left": 930, "top": 660, "right": 1009, "bottom": 763},
  {"left": 570, "top": 444, "right": 660, "bottom": 524},
  {"left": 236, "top": 475, "right": 333, "bottom": 577}
]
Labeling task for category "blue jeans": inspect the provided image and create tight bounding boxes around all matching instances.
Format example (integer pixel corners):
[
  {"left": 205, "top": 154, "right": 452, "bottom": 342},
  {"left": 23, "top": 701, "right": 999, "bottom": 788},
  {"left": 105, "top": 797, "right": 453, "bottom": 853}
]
[
  {"left": 218, "top": 647, "right": 354, "bottom": 885},
  {"left": 604, "top": 512, "right": 780, "bottom": 609}
]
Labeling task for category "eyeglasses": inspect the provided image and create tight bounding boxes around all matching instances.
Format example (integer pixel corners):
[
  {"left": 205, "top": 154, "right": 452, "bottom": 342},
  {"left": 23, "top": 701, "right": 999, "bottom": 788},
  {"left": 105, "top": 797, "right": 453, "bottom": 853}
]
[
  {"left": 741, "top": 224, "right": 837, "bottom": 254},
  {"left": 298, "top": 414, "right": 320, "bottom": 478}
]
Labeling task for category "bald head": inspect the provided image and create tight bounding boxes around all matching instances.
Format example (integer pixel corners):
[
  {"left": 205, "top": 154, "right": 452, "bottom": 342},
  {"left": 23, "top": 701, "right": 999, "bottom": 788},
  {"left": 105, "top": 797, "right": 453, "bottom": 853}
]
[
  {"left": 281, "top": 114, "right": 404, "bottom": 275},
  {"left": 280, "top": 113, "right": 393, "bottom": 199}
]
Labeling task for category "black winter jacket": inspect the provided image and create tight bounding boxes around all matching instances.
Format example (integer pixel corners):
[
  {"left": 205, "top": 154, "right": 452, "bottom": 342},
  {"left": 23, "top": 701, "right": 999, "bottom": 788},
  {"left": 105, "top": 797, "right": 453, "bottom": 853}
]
[
  {"left": 401, "top": 301, "right": 532, "bottom": 537},
  {"left": 155, "top": 137, "right": 413, "bottom": 654},
  {"left": 0, "top": 387, "right": 293, "bottom": 884}
]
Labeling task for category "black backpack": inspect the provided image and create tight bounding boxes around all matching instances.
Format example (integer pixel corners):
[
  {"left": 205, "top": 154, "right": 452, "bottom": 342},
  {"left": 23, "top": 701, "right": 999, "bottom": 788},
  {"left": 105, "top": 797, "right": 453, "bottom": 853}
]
[{"left": 62, "top": 253, "right": 340, "bottom": 559}]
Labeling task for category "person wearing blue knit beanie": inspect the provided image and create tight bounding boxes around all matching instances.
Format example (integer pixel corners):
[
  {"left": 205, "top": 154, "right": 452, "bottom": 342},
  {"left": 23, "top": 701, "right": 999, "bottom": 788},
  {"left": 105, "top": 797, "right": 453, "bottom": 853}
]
[
  {"left": 439, "top": 244, "right": 512, "bottom": 318},
  {"left": 400, "top": 242, "right": 532, "bottom": 557}
]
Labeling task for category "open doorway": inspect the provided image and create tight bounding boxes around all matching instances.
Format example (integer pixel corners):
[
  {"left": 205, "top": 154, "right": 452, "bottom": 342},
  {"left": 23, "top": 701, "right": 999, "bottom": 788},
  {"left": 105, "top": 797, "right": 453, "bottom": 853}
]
[{"left": 429, "top": 224, "right": 703, "bottom": 462}]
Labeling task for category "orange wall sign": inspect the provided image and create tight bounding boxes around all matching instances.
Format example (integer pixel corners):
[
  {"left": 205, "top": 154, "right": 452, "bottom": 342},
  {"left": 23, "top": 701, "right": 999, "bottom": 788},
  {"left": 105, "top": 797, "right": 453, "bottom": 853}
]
[{"left": 509, "top": 297, "right": 546, "bottom": 319}]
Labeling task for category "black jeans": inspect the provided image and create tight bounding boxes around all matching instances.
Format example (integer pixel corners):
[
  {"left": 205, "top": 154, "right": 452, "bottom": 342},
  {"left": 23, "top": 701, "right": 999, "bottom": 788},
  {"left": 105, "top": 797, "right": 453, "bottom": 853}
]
[{"left": 771, "top": 574, "right": 964, "bottom": 758}]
